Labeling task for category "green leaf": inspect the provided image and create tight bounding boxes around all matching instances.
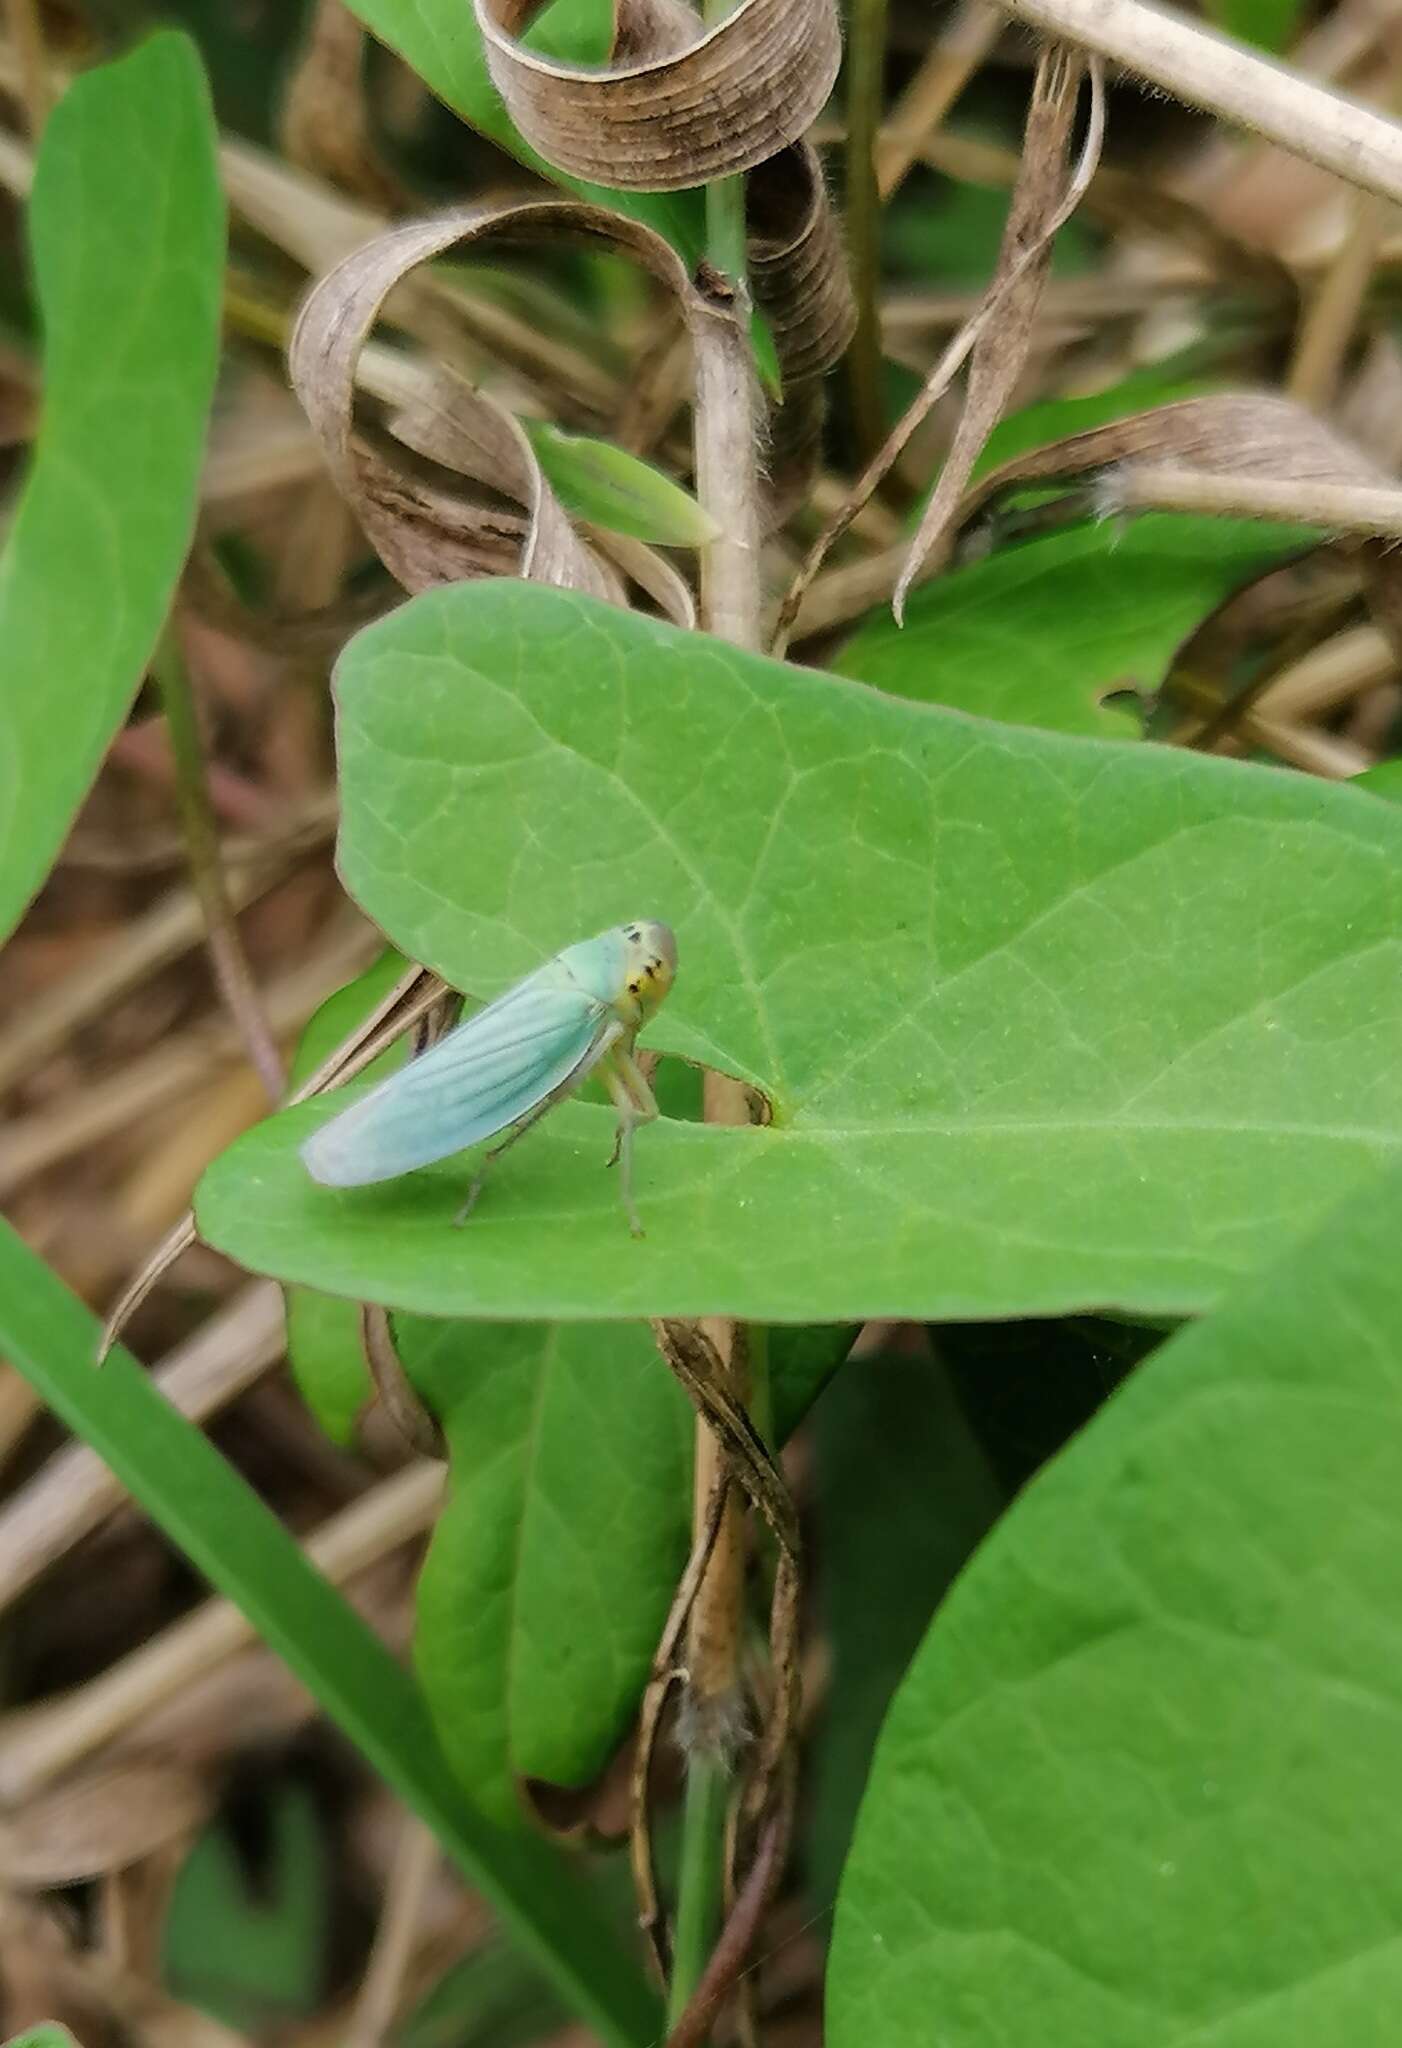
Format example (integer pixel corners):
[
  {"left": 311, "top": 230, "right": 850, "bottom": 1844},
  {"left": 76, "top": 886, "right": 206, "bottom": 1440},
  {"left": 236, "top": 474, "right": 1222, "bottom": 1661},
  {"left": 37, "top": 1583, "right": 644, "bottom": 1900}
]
[
  {"left": 0, "top": 32, "right": 224, "bottom": 946},
  {"left": 409, "top": 1315, "right": 842, "bottom": 1814},
  {"left": 408, "top": 1315, "right": 693, "bottom": 1820},
  {"left": 886, "top": 169, "right": 1100, "bottom": 284},
  {"left": 3, "top": 2031, "right": 81, "bottom": 2048},
  {"left": 1203, "top": 0, "right": 1306, "bottom": 52},
  {"left": 836, "top": 516, "right": 1311, "bottom": 737},
  {"left": 278, "top": 957, "right": 843, "bottom": 1815},
  {"left": 827, "top": 1153, "right": 1402, "bottom": 2048},
  {"left": 1355, "top": 756, "right": 1402, "bottom": 804},
  {"left": 197, "top": 582, "right": 1402, "bottom": 1327},
  {"left": 162, "top": 1782, "right": 328, "bottom": 2028},
  {"left": 521, "top": 420, "right": 718, "bottom": 546},
  {"left": 0, "top": 1222, "right": 660, "bottom": 2048},
  {"left": 806, "top": 1348, "right": 1003, "bottom": 1910},
  {"left": 342, "top": 0, "right": 699, "bottom": 256},
  {"left": 284, "top": 1276, "right": 372, "bottom": 1447}
]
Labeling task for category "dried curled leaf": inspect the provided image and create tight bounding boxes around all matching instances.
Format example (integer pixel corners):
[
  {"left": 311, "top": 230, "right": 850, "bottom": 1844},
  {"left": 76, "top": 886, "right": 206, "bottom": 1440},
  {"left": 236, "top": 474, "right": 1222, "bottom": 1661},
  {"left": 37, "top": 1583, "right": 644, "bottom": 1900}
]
[
  {"left": 961, "top": 390, "right": 1399, "bottom": 531},
  {"left": 749, "top": 143, "right": 856, "bottom": 518},
  {"left": 749, "top": 146, "right": 854, "bottom": 389},
  {"left": 289, "top": 198, "right": 818, "bottom": 620},
  {"left": 290, "top": 210, "right": 621, "bottom": 598},
  {"left": 587, "top": 526, "right": 697, "bottom": 627},
  {"left": 474, "top": 0, "right": 841, "bottom": 190}
]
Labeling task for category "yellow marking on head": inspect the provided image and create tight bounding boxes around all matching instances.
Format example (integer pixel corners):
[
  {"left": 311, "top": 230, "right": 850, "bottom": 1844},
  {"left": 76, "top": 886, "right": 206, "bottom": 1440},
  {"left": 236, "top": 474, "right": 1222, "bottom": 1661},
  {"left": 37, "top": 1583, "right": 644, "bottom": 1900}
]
[{"left": 622, "top": 919, "right": 677, "bottom": 1017}]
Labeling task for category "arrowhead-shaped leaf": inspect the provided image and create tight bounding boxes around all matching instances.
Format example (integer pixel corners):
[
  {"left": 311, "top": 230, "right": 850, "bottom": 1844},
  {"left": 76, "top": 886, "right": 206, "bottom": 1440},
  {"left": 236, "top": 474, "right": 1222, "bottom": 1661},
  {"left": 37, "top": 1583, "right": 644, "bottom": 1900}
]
[
  {"left": 828, "top": 1155, "right": 1402, "bottom": 2047},
  {"left": 198, "top": 582, "right": 1402, "bottom": 1325}
]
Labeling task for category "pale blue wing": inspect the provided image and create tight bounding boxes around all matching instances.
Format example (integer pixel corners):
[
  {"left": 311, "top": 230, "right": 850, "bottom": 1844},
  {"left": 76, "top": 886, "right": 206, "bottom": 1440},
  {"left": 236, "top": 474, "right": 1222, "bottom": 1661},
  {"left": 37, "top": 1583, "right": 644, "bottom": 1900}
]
[{"left": 301, "top": 969, "right": 611, "bottom": 1187}]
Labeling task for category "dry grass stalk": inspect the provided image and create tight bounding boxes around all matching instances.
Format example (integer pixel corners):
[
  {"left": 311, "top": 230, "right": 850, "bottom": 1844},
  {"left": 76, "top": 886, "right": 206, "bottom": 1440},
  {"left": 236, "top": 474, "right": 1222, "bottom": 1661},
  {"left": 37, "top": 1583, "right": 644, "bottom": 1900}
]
[
  {"left": 998, "top": 0, "right": 1402, "bottom": 206},
  {"left": 0, "top": 1758, "right": 212, "bottom": 1887},
  {"left": 342, "top": 1814, "right": 443, "bottom": 2048},
  {"left": 0, "top": 861, "right": 300, "bottom": 1096},
  {"left": 1, "top": 915, "right": 376, "bottom": 1196},
  {"left": 1287, "top": 192, "right": 1388, "bottom": 407},
  {"left": 0, "top": 1284, "right": 286, "bottom": 1616},
  {"left": 0, "top": 1461, "right": 444, "bottom": 1804}
]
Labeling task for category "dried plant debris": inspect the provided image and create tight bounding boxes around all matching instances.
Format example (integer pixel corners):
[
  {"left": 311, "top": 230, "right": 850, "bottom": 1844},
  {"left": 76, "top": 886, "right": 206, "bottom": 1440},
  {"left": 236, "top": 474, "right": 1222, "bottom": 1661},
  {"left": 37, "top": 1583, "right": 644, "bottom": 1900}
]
[
  {"left": 748, "top": 143, "right": 857, "bottom": 517},
  {"left": 966, "top": 391, "right": 1402, "bottom": 544},
  {"left": 475, "top": 0, "right": 841, "bottom": 189},
  {"left": 278, "top": 0, "right": 406, "bottom": 211},
  {"left": 289, "top": 210, "right": 622, "bottom": 598},
  {"left": 896, "top": 43, "right": 1103, "bottom": 609},
  {"left": 773, "top": 50, "right": 1106, "bottom": 647}
]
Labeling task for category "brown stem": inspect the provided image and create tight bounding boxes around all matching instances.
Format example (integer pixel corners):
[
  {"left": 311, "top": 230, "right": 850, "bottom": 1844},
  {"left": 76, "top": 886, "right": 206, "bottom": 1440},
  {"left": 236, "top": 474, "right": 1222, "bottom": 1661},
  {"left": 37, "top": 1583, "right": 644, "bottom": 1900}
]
[{"left": 661, "top": 1804, "right": 788, "bottom": 2048}]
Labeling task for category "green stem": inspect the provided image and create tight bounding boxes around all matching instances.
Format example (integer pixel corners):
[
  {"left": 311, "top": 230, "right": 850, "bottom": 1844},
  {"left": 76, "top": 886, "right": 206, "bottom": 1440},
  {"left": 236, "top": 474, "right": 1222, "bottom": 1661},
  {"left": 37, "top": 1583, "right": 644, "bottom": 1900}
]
[
  {"left": 845, "top": 0, "right": 890, "bottom": 466},
  {"left": 666, "top": 1753, "right": 732, "bottom": 2026},
  {"left": 704, "top": 173, "right": 748, "bottom": 289},
  {"left": 153, "top": 623, "right": 284, "bottom": 1101}
]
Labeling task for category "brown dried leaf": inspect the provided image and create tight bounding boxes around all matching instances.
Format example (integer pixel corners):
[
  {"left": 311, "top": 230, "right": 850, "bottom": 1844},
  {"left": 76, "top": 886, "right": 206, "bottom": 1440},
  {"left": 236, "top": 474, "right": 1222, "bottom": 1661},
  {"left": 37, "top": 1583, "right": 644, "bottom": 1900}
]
[
  {"left": 291, "top": 199, "right": 778, "bottom": 613},
  {"left": 289, "top": 212, "right": 622, "bottom": 597},
  {"left": 791, "top": 394, "right": 1400, "bottom": 642},
  {"left": 475, "top": 0, "right": 841, "bottom": 190},
  {"left": 748, "top": 144, "right": 856, "bottom": 520},
  {"left": 956, "top": 391, "right": 1402, "bottom": 544},
  {"left": 749, "top": 146, "right": 855, "bottom": 389},
  {"left": 585, "top": 527, "right": 697, "bottom": 627},
  {"left": 772, "top": 51, "right": 1104, "bottom": 652},
  {"left": 917, "top": 127, "right": 1296, "bottom": 306},
  {"left": 978, "top": 392, "right": 1389, "bottom": 504},
  {"left": 896, "top": 43, "right": 1101, "bottom": 611},
  {"left": 0, "top": 1759, "right": 211, "bottom": 1886}
]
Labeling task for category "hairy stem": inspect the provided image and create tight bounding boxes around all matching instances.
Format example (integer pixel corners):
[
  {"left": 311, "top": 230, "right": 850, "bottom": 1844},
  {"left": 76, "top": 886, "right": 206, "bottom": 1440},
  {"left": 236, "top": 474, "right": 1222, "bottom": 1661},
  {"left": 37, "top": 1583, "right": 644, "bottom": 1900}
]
[{"left": 998, "top": 0, "right": 1402, "bottom": 206}]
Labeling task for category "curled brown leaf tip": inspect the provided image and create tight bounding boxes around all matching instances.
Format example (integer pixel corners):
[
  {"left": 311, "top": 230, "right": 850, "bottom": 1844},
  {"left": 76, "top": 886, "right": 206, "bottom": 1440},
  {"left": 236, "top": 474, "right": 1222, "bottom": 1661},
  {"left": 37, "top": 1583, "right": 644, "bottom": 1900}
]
[
  {"left": 748, "top": 144, "right": 856, "bottom": 521},
  {"left": 289, "top": 208, "right": 624, "bottom": 599},
  {"left": 475, "top": 0, "right": 841, "bottom": 191}
]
